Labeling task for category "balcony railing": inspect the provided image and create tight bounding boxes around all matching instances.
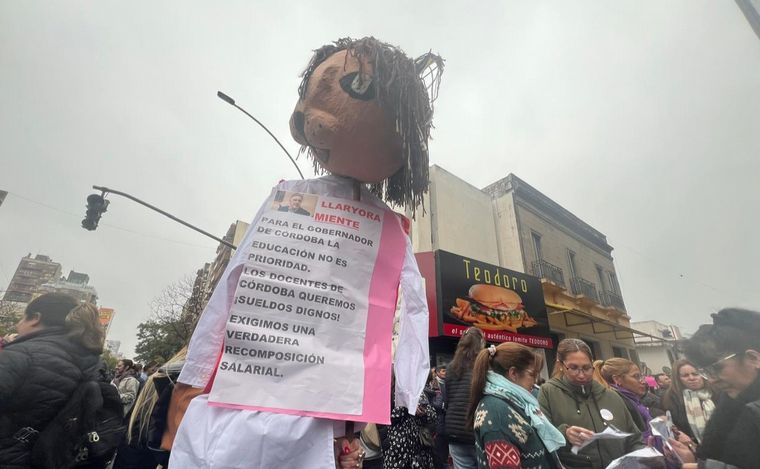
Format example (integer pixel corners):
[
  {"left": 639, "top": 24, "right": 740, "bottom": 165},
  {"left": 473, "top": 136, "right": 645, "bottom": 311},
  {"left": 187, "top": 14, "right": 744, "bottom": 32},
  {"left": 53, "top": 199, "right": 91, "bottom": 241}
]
[
  {"left": 531, "top": 260, "right": 565, "bottom": 287},
  {"left": 570, "top": 277, "right": 599, "bottom": 302},
  {"left": 602, "top": 290, "right": 626, "bottom": 311}
]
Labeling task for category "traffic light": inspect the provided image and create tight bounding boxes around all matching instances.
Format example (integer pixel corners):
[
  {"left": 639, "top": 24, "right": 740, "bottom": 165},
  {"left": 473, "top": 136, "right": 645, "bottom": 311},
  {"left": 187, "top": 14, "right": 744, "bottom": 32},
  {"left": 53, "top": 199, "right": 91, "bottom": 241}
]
[{"left": 82, "top": 194, "right": 109, "bottom": 230}]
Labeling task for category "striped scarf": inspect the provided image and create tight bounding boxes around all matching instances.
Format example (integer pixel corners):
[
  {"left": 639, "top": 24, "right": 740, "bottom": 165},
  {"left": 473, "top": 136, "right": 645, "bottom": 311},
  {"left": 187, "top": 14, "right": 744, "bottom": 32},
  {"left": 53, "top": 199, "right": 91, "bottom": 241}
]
[{"left": 683, "top": 388, "right": 715, "bottom": 443}]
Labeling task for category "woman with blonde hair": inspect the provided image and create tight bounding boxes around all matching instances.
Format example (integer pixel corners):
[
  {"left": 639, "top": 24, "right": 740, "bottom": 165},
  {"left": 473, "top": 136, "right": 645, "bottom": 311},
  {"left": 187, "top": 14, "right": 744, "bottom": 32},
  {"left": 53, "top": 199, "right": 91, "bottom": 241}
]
[
  {"left": 468, "top": 342, "right": 564, "bottom": 469},
  {"left": 0, "top": 293, "right": 106, "bottom": 467},
  {"left": 592, "top": 358, "right": 652, "bottom": 438},
  {"left": 113, "top": 347, "right": 187, "bottom": 469}
]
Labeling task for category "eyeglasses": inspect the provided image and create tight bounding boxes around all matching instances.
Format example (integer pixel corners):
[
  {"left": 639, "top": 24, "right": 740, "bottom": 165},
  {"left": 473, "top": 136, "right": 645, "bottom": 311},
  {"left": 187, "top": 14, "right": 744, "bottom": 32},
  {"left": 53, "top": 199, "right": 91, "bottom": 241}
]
[
  {"left": 697, "top": 353, "right": 737, "bottom": 380},
  {"left": 563, "top": 362, "right": 594, "bottom": 375},
  {"left": 627, "top": 373, "right": 644, "bottom": 382}
]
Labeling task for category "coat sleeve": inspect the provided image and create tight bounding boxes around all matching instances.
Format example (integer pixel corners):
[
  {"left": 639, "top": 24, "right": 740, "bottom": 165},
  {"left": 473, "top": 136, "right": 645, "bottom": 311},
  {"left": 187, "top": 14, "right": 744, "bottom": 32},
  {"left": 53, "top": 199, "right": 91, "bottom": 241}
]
[
  {"left": 537, "top": 385, "right": 568, "bottom": 437},
  {"left": 0, "top": 346, "right": 31, "bottom": 407},
  {"left": 392, "top": 240, "right": 430, "bottom": 414},
  {"left": 477, "top": 403, "right": 526, "bottom": 469},
  {"left": 619, "top": 399, "right": 646, "bottom": 451},
  {"left": 119, "top": 377, "right": 140, "bottom": 406},
  {"left": 698, "top": 460, "right": 741, "bottom": 469}
]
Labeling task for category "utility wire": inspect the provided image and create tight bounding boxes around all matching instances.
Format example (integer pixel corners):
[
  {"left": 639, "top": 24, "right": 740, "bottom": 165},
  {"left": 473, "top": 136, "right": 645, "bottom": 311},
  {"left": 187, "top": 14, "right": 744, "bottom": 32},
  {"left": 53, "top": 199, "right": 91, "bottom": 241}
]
[{"left": 4, "top": 191, "right": 215, "bottom": 250}]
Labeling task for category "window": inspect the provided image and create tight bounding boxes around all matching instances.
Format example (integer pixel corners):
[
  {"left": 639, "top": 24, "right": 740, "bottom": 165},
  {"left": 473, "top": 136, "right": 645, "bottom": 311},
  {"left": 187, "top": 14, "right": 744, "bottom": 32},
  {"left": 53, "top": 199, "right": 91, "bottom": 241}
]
[
  {"left": 612, "top": 346, "right": 629, "bottom": 359},
  {"left": 531, "top": 232, "right": 543, "bottom": 261},
  {"left": 581, "top": 338, "right": 601, "bottom": 359},
  {"left": 608, "top": 272, "right": 620, "bottom": 294},
  {"left": 567, "top": 250, "right": 578, "bottom": 278},
  {"left": 595, "top": 265, "right": 606, "bottom": 291},
  {"left": 629, "top": 350, "right": 641, "bottom": 366}
]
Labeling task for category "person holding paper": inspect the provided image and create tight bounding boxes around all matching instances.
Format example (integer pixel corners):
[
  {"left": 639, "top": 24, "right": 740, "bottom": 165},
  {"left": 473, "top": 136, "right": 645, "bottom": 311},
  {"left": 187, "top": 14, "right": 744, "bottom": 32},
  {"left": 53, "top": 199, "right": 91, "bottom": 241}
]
[
  {"left": 592, "top": 358, "right": 653, "bottom": 439},
  {"left": 667, "top": 308, "right": 760, "bottom": 469},
  {"left": 468, "top": 343, "right": 565, "bottom": 469},
  {"left": 661, "top": 359, "right": 715, "bottom": 444},
  {"left": 537, "top": 339, "right": 644, "bottom": 469}
]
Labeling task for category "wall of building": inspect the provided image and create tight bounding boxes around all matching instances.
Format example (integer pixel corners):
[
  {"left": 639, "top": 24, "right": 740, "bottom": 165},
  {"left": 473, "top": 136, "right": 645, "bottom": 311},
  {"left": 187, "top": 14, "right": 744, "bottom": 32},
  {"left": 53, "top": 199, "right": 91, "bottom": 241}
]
[
  {"left": 637, "top": 345, "right": 676, "bottom": 375},
  {"left": 411, "top": 167, "right": 638, "bottom": 360},
  {"left": 514, "top": 201, "right": 618, "bottom": 298},
  {"left": 3, "top": 254, "right": 62, "bottom": 303},
  {"left": 490, "top": 192, "right": 525, "bottom": 272},
  {"left": 546, "top": 314, "right": 637, "bottom": 361},
  {"left": 410, "top": 196, "right": 433, "bottom": 253},
  {"left": 420, "top": 166, "right": 500, "bottom": 264}
]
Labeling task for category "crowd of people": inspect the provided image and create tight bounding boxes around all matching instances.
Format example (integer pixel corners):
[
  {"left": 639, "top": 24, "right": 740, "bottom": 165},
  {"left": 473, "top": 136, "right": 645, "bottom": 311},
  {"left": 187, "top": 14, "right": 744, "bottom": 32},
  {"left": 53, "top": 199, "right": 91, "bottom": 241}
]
[
  {"left": 1, "top": 292, "right": 759, "bottom": 468},
  {"left": 367, "top": 308, "right": 760, "bottom": 469}
]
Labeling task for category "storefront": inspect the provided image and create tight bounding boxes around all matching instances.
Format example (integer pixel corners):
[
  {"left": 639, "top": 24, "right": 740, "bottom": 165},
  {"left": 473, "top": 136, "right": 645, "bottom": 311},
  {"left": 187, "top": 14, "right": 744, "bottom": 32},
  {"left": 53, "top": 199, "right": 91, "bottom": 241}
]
[
  {"left": 416, "top": 249, "right": 664, "bottom": 374},
  {"left": 416, "top": 250, "right": 555, "bottom": 367}
]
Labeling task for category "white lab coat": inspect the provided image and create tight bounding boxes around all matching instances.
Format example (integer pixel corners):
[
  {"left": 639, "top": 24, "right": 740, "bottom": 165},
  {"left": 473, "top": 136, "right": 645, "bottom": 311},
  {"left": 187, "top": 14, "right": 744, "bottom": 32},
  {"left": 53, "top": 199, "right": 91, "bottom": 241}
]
[{"left": 170, "top": 175, "right": 430, "bottom": 468}]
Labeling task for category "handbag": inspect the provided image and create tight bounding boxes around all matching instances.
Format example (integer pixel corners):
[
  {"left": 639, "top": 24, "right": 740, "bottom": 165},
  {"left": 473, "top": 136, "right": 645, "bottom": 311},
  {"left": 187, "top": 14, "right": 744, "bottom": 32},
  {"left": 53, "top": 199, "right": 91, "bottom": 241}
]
[
  {"left": 359, "top": 424, "right": 382, "bottom": 460},
  {"left": 418, "top": 423, "right": 434, "bottom": 448}
]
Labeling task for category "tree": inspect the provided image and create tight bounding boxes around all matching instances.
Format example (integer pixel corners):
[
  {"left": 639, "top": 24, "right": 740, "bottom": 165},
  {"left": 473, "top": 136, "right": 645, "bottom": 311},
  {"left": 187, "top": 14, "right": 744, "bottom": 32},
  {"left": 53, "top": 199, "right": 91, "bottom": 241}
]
[
  {"left": 133, "top": 276, "right": 204, "bottom": 363},
  {"left": 101, "top": 349, "right": 119, "bottom": 371},
  {"left": 0, "top": 298, "right": 23, "bottom": 337}
]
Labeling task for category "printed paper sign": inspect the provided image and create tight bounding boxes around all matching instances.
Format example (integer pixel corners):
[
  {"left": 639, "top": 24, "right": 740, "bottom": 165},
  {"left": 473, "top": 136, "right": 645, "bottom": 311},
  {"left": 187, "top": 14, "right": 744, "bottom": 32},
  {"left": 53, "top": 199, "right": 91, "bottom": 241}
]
[{"left": 208, "top": 190, "right": 403, "bottom": 420}]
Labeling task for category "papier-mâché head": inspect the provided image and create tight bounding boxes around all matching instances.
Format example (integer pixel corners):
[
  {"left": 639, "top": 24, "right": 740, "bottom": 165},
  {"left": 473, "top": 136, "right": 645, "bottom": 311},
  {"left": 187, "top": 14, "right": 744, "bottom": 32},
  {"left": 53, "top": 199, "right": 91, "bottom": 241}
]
[{"left": 290, "top": 37, "right": 443, "bottom": 210}]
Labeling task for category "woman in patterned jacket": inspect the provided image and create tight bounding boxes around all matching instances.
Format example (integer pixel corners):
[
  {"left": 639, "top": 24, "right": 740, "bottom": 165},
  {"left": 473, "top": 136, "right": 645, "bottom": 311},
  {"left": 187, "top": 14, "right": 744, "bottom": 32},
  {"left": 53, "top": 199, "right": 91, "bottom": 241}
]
[{"left": 467, "top": 343, "right": 565, "bottom": 469}]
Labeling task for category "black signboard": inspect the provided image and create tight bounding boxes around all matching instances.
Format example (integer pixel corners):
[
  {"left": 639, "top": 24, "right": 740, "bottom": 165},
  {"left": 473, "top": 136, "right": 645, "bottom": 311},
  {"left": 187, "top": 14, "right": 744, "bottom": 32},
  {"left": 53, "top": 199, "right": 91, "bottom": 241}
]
[{"left": 436, "top": 250, "right": 552, "bottom": 348}]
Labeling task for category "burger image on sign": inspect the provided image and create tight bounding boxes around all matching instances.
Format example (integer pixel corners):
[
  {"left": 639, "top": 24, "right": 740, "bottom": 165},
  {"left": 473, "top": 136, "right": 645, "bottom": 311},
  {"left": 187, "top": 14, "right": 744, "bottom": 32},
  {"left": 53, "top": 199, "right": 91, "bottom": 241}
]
[{"left": 450, "top": 284, "right": 538, "bottom": 332}]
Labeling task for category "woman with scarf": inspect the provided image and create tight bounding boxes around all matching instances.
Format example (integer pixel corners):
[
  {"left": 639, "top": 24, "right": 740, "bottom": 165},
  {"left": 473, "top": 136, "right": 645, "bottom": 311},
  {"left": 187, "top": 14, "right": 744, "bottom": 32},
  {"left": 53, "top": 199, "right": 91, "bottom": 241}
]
[
  {"left": 592, "top": 358, "right": 653, "bottom": 439},
  {"left": 468, "top": 342, "right": 565, "bottom": 469},
  {"left": 537, "top": 339, "right": 643, "bottom": 469},
  {"left": 661, "top": 359, "right": 715, "bottom": 444},
  {"left": 112, "top": 359, "right": 140, "bottom": 417}
]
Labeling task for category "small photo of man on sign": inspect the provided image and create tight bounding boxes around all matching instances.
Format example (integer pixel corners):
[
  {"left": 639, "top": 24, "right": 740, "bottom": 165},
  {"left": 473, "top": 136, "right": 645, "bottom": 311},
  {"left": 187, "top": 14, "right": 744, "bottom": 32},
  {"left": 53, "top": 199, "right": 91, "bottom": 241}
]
[{"left": 272, "top": 191, "right": 316, "bottom": 216}]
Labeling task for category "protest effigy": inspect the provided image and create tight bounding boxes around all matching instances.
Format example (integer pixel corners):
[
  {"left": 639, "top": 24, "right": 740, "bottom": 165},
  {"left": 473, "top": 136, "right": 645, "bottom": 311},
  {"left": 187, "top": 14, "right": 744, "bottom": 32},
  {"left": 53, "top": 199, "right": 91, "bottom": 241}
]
[{"left": 169, "top": 37, "right": 444, "bottom": 468}]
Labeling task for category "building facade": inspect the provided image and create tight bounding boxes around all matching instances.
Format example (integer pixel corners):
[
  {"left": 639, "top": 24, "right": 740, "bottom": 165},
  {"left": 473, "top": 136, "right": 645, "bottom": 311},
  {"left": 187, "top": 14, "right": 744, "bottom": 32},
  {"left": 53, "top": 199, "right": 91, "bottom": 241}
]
[
  {"left": 412, "top": 166, "right": 649, "bottom": 365},
  {"left": 105, "top": 339, "right": 122, "bottom": 357},
  {"left": 187, "top": 220, "right": 250, "bottom": 314},
  {"left": 38, "top": 270, "right": 98, "bottom": 304},
  {"left": 631, "top": 320, "right": 683, "bottom": 375},
  {"left": 3, "top": 254, "right": 62, "bottom": 303}
]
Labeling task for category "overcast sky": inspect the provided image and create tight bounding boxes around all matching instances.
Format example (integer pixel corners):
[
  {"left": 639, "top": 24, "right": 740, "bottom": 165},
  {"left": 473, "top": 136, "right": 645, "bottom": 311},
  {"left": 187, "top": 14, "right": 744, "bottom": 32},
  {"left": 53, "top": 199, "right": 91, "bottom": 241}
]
[{"left": 1, "top": 1, "right": 758, "bottom": 356}]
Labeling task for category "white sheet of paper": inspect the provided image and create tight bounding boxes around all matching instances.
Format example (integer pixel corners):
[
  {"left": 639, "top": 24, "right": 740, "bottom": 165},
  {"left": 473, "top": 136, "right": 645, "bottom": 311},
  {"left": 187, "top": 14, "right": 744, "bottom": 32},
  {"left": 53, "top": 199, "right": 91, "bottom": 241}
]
[
  {"left": 604, "top": 447, "right": 664, "bottom": 469},
  {"left": 208, "top": 192, "right": 385, "bottom": 415},
  {"left": 571, "top": 425, "right": 633, "bottom": 454}
]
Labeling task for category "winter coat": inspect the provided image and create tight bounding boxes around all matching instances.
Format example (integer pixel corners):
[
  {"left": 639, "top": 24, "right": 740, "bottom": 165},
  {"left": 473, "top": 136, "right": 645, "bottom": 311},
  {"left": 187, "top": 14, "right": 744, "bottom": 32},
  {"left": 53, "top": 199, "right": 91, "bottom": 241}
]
[
  {"left": 537, "top": 377, "right": 644, "bottom": 469},
  {"left": 0, "top": 327, "right": 101, "bottom": 468},
  {"left": 473, "top": 395, "right": 561, "bottom": 469},
  {"left": 696, "top": 376, "right": 760, "bottom": 469},
  {"left": 661, "top": 388, "right": 714, "bottom": 442},
  {"left": 444, "top": 369, "right": 474, "bottom": 444},
  {"left": 112, "top": 372, "right": 140, "bottom": 416}
]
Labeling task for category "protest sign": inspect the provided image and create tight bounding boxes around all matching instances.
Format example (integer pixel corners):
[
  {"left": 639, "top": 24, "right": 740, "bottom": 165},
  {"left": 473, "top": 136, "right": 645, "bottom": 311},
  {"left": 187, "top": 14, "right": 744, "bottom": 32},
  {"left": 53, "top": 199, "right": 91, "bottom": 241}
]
[{"left": 208, "top": 190, "right": 405, "bottom": 423}]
